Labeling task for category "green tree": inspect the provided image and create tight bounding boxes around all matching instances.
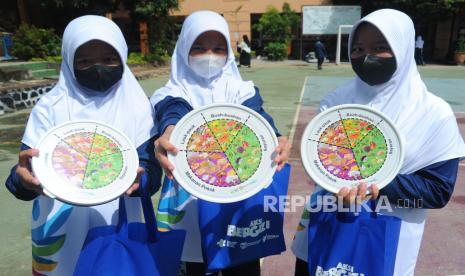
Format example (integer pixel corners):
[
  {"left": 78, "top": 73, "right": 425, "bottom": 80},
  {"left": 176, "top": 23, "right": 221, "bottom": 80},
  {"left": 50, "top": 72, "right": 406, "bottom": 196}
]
[
  {"left": 39, "top": 0, "right": 118, "bottom": 14},
  {"left": 11, "top": 24, "right": 61, "bottom": 60},
  {"left": 253, "top": 2, "right": 300, "bottom": 60},
  {"left": 129, "top": 0, "right": 179, "bottom": 19},
  {"left": 282, "top": 2, "right": 300, "bottom": 39},
  {"left": 254, "top": 3, "right": 299, "bottom": 44},
  {"left": 124, "top": 0, "right": 180, "bottom": 56},
  {"left": 37, "top": 0, "right": 180, "bottom": 58}
]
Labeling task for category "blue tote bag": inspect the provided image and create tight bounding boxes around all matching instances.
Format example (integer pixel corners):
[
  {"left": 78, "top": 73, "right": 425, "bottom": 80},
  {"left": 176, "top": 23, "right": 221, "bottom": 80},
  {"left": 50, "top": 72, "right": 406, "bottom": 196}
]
[
  {"left": 198, "top": 163, "right": 290, "bottom": 272},
  {"left": 307, "top": 199, "right": 401, "bottom": 276},
  {"left": 74, "top": 174, "right": 186, "bottom": 276}
]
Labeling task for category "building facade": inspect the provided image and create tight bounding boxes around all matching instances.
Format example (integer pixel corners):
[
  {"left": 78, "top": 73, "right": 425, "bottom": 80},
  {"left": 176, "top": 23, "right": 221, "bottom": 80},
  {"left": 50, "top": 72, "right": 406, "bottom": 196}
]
[
  {"left": 4, "top": 0, "right": 464, "bottom": 63},
  {"left": 172, "top": 0, "right": 330, "bottom": 46}
]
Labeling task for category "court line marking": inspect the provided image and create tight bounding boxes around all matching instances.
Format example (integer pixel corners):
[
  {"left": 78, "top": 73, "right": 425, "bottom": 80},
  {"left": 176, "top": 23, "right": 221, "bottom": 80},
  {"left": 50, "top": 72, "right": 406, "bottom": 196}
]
[{"left": 288, "top": 76, "right": 308, "bottom": 144}]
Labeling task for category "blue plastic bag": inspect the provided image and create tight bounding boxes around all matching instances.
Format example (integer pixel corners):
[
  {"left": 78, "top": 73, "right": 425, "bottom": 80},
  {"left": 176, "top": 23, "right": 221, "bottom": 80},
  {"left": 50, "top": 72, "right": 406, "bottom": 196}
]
[
  {"left": 307, "top": 200, "right": 401, "bottom": 276},
  {"left": 74, "top": 174, "right": 186, "bottom": 276},
  {"left": 198, "top": 164, "right": 290, "bottom": 272}
]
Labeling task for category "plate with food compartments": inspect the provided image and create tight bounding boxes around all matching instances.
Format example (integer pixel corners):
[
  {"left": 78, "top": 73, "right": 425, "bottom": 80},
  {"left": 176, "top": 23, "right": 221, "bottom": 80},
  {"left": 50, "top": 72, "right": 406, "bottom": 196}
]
[
  {"left": 301, "top": 104, "right": 404, "bottom": 193},
  {"left": 168, "top": 103, "right": 278, "bottom": 203},
  {"left": 31, "top": 120, "right": 139, "bottom": 206}
]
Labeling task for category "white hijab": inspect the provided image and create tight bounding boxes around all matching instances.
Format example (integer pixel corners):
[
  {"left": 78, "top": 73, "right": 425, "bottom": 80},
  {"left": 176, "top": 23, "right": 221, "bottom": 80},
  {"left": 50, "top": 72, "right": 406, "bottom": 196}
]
[
  {"left": 150, "top": 10, "right": 255, "bottom": 108},
  {"left": 22, "top": 15, "right": 154, "bottom": 275},
  {"left": 320, "top": 9, "right": 465, "bottom": 174},
  {"left": 317, "top": 10, "right": 465, "bottom": 274},
  {"left": 23, "top": 15, "right": 155, "bottom": 148}
]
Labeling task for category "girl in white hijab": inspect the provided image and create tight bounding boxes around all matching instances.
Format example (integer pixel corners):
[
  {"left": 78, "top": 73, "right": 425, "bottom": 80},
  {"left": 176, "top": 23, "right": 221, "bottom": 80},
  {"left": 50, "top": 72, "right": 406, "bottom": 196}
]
[
  {"left": 292, "top": 9, "right": 465, "bottom": 276},
  {"left": 5, "top": 15, "right": 161, "bottom": 275},
  {"left": 151, "top": 10, "right": 291, "bottom": 276}
]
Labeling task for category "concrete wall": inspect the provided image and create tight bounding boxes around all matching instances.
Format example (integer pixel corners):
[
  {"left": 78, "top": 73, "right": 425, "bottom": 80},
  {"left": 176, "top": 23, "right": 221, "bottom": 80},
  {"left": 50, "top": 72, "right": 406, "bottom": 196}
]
[{"left": 0, "top": 83, "right": 55, "bottom": 115}]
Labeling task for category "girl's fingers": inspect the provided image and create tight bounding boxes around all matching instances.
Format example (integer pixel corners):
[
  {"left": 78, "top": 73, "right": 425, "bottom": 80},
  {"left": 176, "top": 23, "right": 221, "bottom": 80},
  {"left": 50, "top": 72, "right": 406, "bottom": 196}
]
[
  {"left": 17, "top": 148, "right": 41, "bottom": 191},
  {"left": 126, "top": 183, "right": 140, "bottom": 195},
  {"left": 16, "top": 165, "right": 41, "bottom": 188},
  {"left": 164, "top": 169, "right": 174, "bottom": 180},
  {"left": 274, "top": 150, "right": 283, "bottom": 163},
  {"left": 337, "top": 187, "right": 350, "bottom": 198},
  {"left": 158, "top": 154, "right": 174, "bottom": 171},
  {"left": 357, "top": 183, "right": 367, "bottom": 202},
  {"left": 370, "top": 184, "right": 380, "bottom": 200},
  {"left": 136, "top": 167, "right": 145, "bottom": 177},
  {"left": 159, "top": 138, "right": 178, "bottom": 154},
  {"left": 274, "top": 138, "right": 291, "bottom": 165},
  {"left": 127, "top": 167, "right": 146, "bottom": 195},
  {"left": 348, "top": 187, "right": 358, "bottom": 205},
  {"left": 155, "top": 147, "right": 175, "bottom": 179},
  {"left": 134, "top": 167, "right": 145, "bottom": 183},
  {"left": 18, "top": 149, "right": 39, "bottom": 168}
]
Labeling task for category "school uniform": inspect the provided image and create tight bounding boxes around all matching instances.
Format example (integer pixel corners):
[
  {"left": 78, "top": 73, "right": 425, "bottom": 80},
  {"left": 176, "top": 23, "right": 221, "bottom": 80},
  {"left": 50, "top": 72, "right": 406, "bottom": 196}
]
[
  {"left": 4, "top": 15, "right": 161, "bottom": 275},
  {"left": 237, "top": 40, "right": 251, "bottom": 67},
  {"left": 150, "top": 11, "right": 281, "bottom": 275},
  {"left": 291, "top": 9, "right": 465, "bottom": 276}
]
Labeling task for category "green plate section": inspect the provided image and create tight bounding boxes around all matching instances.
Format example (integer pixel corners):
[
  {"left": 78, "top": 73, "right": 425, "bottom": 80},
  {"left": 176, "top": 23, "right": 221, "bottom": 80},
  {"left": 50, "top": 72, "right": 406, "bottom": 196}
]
[
  {"left": 83, "top": 152, "right": 123, "bottom": 189},
  {"left": 208, "top": 119, "right": 244, "bottom": 151},
  {"left": 224, "top": 125, "right": 262, "bottom": 182},
  {"left": 88, "top": 134, "right": 121, "bottom": 159},
  {"left": 342, "top": 118, "right": 376, "bottom": 147},
  {"left": 352, "top": 127, "right": 388, "bottom": 178}
]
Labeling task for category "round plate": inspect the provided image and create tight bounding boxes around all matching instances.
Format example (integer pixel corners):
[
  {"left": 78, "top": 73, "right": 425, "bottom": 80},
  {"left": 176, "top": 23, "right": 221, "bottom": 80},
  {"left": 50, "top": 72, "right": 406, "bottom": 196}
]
[
  {"left": 31, "top": 120, "right": 139, "bottom": 206},
  {"left": 301, "top": 104, "right": 404, "bottom": 193},
  {"left": 168, "top": 103, "right": 278, "bottom": 203}
]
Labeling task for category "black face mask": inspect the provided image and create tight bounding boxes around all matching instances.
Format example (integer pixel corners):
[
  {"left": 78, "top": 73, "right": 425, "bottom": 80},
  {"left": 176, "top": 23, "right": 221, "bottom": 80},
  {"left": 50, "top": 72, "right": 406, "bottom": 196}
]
[
  {"left": 351, "top": 55, "right": 397, "bottom": 86},
  {"left": 74, "top": 64, "right": 123, "bottom": 92}
]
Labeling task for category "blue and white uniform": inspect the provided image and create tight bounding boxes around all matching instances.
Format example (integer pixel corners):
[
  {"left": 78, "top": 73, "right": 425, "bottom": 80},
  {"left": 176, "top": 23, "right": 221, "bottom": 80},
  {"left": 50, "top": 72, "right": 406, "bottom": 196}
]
[
  {"left": 150, "top": 11, "right": 280, "bottom": 262},
  {"left": 4, "top": 15, "right": 160, "bottom": 275},
  {"left": 291, "top": 9, "right": 465, "bottom": 276}
]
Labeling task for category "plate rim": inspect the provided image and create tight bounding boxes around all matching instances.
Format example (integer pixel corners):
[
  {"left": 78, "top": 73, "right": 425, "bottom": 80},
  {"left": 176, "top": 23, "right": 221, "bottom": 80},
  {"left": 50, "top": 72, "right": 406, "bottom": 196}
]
[
  {"left": 31, "top": 119, "right": 139, "bottom": 206},
  {"left": 300, "top": 104, "right": 404, "bottom": 193},
  {"left": 168, "top": 103, "right": 279, "bottom": 203}
]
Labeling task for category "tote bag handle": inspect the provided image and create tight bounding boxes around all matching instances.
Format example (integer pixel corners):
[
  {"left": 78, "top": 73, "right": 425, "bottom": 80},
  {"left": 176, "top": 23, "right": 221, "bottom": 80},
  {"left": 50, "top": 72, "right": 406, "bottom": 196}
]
[
  {"left": 116, "top": 173, "right": 158, "bottom": 241},
  {"left": 139, "top": 173, "right": 158, "bottom": 242}
]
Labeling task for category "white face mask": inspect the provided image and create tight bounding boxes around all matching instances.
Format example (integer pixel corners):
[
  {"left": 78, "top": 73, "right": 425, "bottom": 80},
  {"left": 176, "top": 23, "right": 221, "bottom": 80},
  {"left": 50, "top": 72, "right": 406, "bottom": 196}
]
[{"left": 188, "top": 54, "right": 227, "bottom": 79}]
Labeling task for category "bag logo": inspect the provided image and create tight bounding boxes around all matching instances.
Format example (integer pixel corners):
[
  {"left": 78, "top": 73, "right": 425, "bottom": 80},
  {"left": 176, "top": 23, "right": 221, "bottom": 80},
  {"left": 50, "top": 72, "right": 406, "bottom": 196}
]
[
  {"left": 227, "top": 218, "right": 270, "bottom": 238},
  {"left": 316, "top": 263, "right": 365, "bottom": 276},
  {"left": 216, "top": 219, "right": 280, "bottom": 249}
]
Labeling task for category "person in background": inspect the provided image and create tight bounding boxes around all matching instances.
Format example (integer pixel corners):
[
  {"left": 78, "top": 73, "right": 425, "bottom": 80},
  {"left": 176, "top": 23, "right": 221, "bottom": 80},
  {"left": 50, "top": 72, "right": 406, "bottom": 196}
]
[
  {"left": 292, "top": 9, "right": 465, "bottom": 276},
  {"left": 4, "top": 15, "right": 161, "bottom": 275},
  {"left": 237, "top": 34, "right": 252, "bottom": 67},
  {"left": 415, "top": 35, "right": 425, "bottom": 66},
  {"left": 314, "top": 37, "right": 327, "bottom": 70}
]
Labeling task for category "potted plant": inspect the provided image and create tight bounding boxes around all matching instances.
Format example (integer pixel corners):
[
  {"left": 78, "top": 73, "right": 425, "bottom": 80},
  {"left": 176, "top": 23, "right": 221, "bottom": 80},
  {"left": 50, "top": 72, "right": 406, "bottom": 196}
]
[{"left": 454, "top": 35, "right": 465, "bottom": 65}]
